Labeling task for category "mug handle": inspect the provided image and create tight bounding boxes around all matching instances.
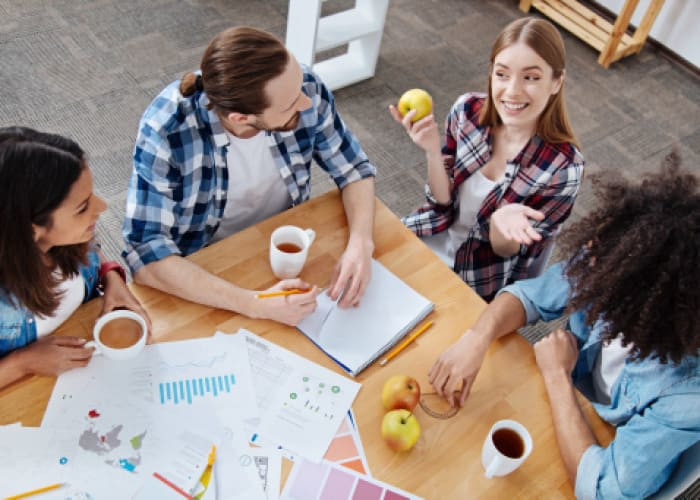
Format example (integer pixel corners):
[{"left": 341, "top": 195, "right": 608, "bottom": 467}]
[
  {"left": 84, "top": 340, "right": 103, "bottom": 356},
  {"left": 305, "top": 229, "right": 316, "bottom": 245},
  {"left": 485, "top": 456, "right": 502, "bottom": 479}
]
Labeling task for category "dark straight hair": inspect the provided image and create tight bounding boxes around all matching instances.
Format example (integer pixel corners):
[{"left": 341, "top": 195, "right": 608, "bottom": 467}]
[
  {"left": 179, "top": 26, "right": 290, "bottom": 116},
  {"left": 0, "top": 127, "right": 90, "bottom": 316}
]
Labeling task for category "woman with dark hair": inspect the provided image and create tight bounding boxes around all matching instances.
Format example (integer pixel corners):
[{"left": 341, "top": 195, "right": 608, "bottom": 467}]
[
  {"left": 391, "top": 17, "right": 584, "bottom": 301},
  {"left": 428, "top": 152, "right": 699, "bottom": 498},
  {"left": 0, "top": 127, "right": 150, "bottom": 389}
]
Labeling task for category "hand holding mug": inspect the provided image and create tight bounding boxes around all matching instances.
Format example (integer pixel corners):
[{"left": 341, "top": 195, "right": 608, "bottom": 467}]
[
  {"left": 86, "top": 310, "right": 147, "bottom": 361},
  {"left": 16, "top": 336, "right": 93, "bottom": 376}
]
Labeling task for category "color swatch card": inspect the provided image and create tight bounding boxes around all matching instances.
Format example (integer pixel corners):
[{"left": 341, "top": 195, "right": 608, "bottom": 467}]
[
  {"left": 254, "top": 409, "right": 370, "bottom": 477},
  {"left": 232, "top": 329, "right": 361, "bottom": 462},
  {"left": 324, "top": 410, "right": 370, "bottom": 475},
  {"left": 282, "top": 459, "right": 422, "bottom": 500}
]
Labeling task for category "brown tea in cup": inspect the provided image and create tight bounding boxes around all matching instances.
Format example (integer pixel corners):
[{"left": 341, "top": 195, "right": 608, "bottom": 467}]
[
  {"left": 492, "top": 428, "right": 525, "bottom": 459},
  {"left": 99, "top": 318, "right": 143, "bottom": 349},
  {"left": 276, "top": 242, "right": 302, "bottom": 253}
]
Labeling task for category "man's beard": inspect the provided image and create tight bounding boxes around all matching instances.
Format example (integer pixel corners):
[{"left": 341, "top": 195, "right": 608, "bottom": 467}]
[{"left": 252, "top": 112, "right": 300, "bottom": 132}]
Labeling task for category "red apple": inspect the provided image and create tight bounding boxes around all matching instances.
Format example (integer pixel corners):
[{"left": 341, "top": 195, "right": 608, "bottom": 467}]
[
  {"left": 382, "top": 374, "right": 421, "bottom": 411},
  {"left": 381, "top": 409, "right": 421, "bottom": 451},
  {"left": 397, "top": 89, "right": 433, "bottom": 122}
]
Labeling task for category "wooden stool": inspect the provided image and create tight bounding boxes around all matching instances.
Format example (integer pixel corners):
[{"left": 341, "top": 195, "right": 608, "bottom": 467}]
[{"left": 519, "top": 0, "right": 666, "bottom": 68}]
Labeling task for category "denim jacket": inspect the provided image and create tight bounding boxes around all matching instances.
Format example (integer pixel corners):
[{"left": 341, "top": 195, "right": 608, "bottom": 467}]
[
  {"left": 0, "top": 250, "right": 101, "bottom": 357},
  {"left": 500, "top": 263, "right": 700, "bottom": 499}
]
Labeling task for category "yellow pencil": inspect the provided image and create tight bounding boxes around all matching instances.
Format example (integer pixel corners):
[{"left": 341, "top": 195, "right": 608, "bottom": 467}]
[
  {"left": 6, "top": 482, "right": 64, "bottom": 499},
  {"left": 380, "top": 320, "right": 434, "bottom": 366},
  {"left": 255, "top": 288, "right": 310, "bottom": 299}
]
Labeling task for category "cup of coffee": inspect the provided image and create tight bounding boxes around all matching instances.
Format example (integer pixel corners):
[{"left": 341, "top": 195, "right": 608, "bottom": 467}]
[
  {"left": 481, "top": 419, "right": 533, "bottom": 478},
  {"left": 87, "top": 310, "right": 147, "bottom": 361},
  {"left": 269, "top": 225, "right": 315, "bottom": 279}
]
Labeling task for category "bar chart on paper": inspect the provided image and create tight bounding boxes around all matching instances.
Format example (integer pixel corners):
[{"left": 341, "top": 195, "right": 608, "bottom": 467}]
[
  {"left": 158, "top": 374, "right": 236, "bottom": 406},
  {"left": 134, "top": 336, "right": 260, "bottom": 424}
]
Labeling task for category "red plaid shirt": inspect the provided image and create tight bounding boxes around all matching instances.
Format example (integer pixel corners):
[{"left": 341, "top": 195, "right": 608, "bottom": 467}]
[{"left": 403, "top": 93, "right": 584, "bottom": 301}]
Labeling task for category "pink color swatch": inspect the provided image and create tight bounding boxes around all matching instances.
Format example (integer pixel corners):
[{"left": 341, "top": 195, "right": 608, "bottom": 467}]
[
  {"left": 282, "top": 460, "right": 419, "bottom": 500},
  {"left": 324, "top": 411, "right": 370, "bottom": 475}
]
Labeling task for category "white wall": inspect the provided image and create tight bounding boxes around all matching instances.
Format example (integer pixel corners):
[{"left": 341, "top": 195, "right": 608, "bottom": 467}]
[{"left": 596, "top": 0, "right": 699, "bottom": 67}]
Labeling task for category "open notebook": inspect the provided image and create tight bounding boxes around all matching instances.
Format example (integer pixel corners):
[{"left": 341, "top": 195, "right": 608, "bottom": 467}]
[{"left": 297, "top": 259, "right": 434, "bottom": 376}]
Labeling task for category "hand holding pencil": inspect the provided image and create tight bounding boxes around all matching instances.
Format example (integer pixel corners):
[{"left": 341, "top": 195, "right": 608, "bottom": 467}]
[{"left": 252, "top": 278, "right": 320, "bottom": 326}]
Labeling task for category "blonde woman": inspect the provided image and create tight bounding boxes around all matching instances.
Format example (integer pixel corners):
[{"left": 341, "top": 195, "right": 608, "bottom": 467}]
[{"left": 391, "top": 17, "right": 584, "bottom": 301}]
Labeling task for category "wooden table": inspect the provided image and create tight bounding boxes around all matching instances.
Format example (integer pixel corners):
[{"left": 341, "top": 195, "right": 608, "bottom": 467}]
[{"left": 0, "top": 190, "right": 614, "bottom": 499}]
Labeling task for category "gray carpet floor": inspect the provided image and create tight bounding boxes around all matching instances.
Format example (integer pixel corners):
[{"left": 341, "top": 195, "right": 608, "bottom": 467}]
[{"left": 1, "top": 1, "right": 698, "bottom": 495}]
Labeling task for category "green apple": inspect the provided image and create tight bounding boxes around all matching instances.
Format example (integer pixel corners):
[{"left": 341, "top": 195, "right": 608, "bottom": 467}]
[
  {"left": 381, "top": 409, "right": 421, "bottom": 452},
  {"left": 382, "top": 374, "right": 421, "bottom": 411},
  {"left": 397, "top": 88, "right": 433, "bottom": 122}
]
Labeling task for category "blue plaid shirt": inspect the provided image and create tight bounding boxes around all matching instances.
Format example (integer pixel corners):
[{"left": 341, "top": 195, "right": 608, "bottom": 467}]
[{"left": 122, "top": 67, "right": 376, "bottom": 273}]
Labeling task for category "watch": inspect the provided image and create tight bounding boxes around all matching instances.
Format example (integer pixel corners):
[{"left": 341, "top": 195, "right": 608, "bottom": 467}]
[{"left": 98, "top": 261, "right": 127, "bottom": 290}]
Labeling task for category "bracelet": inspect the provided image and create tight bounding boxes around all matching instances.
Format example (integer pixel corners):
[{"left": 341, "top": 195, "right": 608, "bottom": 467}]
[{"left": 98, "top": 261, "right": 126, "bottom": 290}]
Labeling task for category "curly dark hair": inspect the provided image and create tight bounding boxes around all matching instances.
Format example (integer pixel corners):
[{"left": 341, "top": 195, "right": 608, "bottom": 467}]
[{"left": 557, "top": 151, "right": 699, "bottom": 364}]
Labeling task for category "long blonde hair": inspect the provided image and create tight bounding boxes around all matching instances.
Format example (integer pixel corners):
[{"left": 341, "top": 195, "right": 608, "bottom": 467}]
[{"left": 479, "top": 17, "right": 580, "bottom": 149}]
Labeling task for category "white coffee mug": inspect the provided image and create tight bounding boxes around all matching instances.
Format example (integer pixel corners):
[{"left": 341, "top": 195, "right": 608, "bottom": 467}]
[
  {"left": 86, "top": 309, "right": 147, "bottom": 361},
  {"left": 481, "top": 419, "right": 533, "bottom": 478},
  {"left": 269, "top": 225, "right": 316, "bottom": 279}
]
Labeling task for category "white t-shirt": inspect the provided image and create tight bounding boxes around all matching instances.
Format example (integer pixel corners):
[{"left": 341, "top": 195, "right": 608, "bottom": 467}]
[
  {"left": 423, "top": 170, "right": 497, "bottom": 266},
  {"left": 212, "top": 131, "right": 292, "bottom": 242},
  {"left": 35, "top": 271, "right": 86, "bottom": 337},
  {"left": 592, "top": 336, "right": 633, "bottom": 401}
]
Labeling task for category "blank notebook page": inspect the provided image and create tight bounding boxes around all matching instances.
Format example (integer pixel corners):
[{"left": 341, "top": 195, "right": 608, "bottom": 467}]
[{"left": 297, "top": 259, "right": 433, "bottom": 375}]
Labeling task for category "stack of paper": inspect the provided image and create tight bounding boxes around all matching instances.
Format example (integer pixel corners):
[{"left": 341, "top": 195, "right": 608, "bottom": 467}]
[
  {"left": 30, "top": 328, "right": 366, "bottom": 498},
  {"left": 40, "top": 334, "right": 269, "bottom": 499},
  {"left": 0, "top": 409, "right": 225, "bottom": 500},
  {"left": 223, "top": 329, "right": 361, "bottom": 462}
]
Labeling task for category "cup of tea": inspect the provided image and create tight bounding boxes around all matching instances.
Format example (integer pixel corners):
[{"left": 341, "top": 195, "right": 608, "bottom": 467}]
[
  {"left": 269, "top": 225, "right": 316, "bottom": 279},
  {"left": 87, "top": 309, "right": 147, "bottom": 361},
  {"left": 481, "top": 419, "right": 533, "bottom": 478}
]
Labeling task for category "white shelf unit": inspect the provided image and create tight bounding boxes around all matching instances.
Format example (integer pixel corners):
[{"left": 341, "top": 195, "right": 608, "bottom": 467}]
[{"left": 285, "top": 0, "right": 389, "bottom": 91}]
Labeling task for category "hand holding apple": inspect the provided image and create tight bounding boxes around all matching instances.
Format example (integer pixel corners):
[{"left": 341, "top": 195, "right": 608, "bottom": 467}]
[
  {"left": 389, "top": 90, "right": 440, "bottom": 155},
  {"left": 381, "top": 409, "right": 421, "bottom": 452},
  {"left": 382, "top": 374, "right": 421, "bottom": 411},
  {"left": 397, "top": 89, "right": 433, "bottom": 123}
]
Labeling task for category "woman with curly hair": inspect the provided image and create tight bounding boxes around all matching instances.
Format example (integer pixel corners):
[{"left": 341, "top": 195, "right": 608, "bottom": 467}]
[
  {"left": 0, "top": 127, "right": 150, "bottom": 390},
  {"left": 427, "top": 152, "right": 699, "bottom": 498}
]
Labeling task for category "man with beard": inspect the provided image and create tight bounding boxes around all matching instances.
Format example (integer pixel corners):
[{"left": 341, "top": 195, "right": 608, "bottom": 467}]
[{"left": 123, "top": 27, "right": 376, "bottom": 325}]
